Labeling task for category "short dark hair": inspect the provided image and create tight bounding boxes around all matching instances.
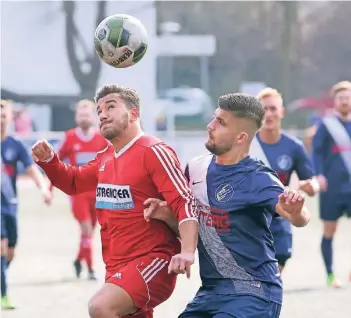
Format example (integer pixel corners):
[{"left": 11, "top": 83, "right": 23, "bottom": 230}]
[
  {"left": 94, "top": 84, "right": 140, "bottom": 111},
  {"left": 218, "top": 93, "right": 265, "bottom": 129}
]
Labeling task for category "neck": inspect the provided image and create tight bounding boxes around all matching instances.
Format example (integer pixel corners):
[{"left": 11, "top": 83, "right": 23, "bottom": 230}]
[
  {"left": 336, "top": 111, "right": 350, "bottom": 121},
  {"left": 259, "top": 128, "right": 281, "bottom": 144},
  {"left": 215, "top": 146, "right": 249, "bottom": 165},
  {"left": 79, "top": 126, "right": 94, "bottom": 135},
  {"left": 110, "top": 125, "right": 143, "bottom": 153}
]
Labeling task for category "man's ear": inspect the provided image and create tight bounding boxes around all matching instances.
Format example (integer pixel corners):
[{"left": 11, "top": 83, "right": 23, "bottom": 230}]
[{"left": 130, "top": 108, "right": 139, "bottom": 122}]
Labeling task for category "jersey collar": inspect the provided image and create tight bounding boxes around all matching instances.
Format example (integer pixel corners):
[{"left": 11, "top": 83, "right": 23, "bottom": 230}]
[{"left": 114, "top": 132, "right": 145, "bottom": 158}]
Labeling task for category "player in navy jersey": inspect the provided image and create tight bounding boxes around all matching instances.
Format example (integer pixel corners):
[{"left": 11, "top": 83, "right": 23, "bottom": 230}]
[
  {"left": 249, "top": 88, "right": 320, "bottom": 273},
  {"left": 1, "top": 159, "right": 17, "bottom": 310},
  {"left": 311, "top": 81, "right": 351, "bottom": 287},
  {"left": 0, "top": 100, "right": 52, "bottom": 310},
  {"left": 145, "top": 93, "right": 310, "bottom": 318}
]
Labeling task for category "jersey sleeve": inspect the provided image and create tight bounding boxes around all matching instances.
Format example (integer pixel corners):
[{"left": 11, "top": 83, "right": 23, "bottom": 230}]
[
  {"left": 56, "top": 133, "right": 70, "bottom": 160},
  {"left": 294, "top": 141, "right": 315, "bottom": 180},
  {"left": 16, "top": 139, "right": 33, "bottom": 169},
  {"left": 145, "top": 144, "right": 198, "bottom": 224},
  {"left": 249, "top": 170, "right": 285, "bottom": 213},
  {"left": 311, "top": 122, "right": 328, "bottom": 175},
  {"left": 36, "top": 153, "right": 98, "bottom": 195}
]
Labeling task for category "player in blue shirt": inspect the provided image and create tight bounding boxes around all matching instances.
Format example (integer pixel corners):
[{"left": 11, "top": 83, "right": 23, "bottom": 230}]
[
  {"left": 1, "top": 159, "right": 17, "bottom": 310},
  {"left": 1, "top": 100, "right": 52, "bottom": 310},
  {"left": 145, "top": 93, "right": 310, "bottom": 317},
  {"left": 250, "top": 88, "right": 320, "bottom": 274},
  {"left": 311, "top": 81, "right": 351, "bottom": 287}
]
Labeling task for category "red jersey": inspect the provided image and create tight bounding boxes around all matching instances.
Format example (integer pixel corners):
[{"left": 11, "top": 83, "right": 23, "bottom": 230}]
[
  {"left": 55, "top": 127, "right": 108, "bottom": 198},
  {"left": 38, "top": 134, "right": 198, "bottom": 273},
  {"left": 57, "top": 127, "right": 108, "bottom": 166}
]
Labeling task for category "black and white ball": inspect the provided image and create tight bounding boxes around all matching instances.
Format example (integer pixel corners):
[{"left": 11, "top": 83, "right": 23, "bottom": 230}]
[{"left": 94, "top": 14, "right": 148, "bottom": 68}]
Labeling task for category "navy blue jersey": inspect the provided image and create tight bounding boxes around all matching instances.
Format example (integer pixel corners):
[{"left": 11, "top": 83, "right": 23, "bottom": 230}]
[
  {"left": 1, "top": 136, "right": 32, "bottom": 214},
  {"left": 1, "top": 158, "right": 17, "bottom": 215},
  {"left": 186, "top": 155, "right": 284, "bottom": 304},
  {"left": 312, "top": 115, "right": 351, "bottom": 194},
  {"left": 251, "top": 132, "right": 315, "bottom": 233}
]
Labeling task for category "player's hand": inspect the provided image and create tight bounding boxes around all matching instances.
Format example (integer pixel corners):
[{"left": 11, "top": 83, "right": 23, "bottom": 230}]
[
  {"left": 278, "top": 187, "right": 305, "bottom": 215},
  {"left": 298, "top": 179, "right": 318, "bottom": 196},
  {"left": 32, "top": 139, "right": 54, "bottom": 162},
  {"left": 316, "top": 174, "right": 328, "bottom": 191},
  {"left": 143, "top": 198, "right": 169, "bottom": 222},
  {"left": 168, "top": 252, "right": 195, "bottom": 279},
  {"left": 41, "top": 187, "right": 52, "bottom": 206}
]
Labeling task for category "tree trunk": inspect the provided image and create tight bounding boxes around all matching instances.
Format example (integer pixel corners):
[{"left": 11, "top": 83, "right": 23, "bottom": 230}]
[{"left": 63, "top": 1, "right": 106, "bottom": 97}]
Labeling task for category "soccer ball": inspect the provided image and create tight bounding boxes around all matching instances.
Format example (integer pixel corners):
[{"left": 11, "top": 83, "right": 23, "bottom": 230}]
[{"left": 94, "top": 14, "right": 148, "bottom": 68}]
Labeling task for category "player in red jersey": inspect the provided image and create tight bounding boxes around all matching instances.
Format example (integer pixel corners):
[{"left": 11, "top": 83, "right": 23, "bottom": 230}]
[
  {"left": 32, "top": 85, "right": 199, "bottom": 318},
  {"left": 54, "top": 100, "right": 109, "bottom": 280}
]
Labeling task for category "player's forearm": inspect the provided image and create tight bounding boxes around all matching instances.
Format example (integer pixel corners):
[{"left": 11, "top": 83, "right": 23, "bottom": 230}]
[
  {"left": 179, "top": 220, "right": 198, "bottom": 253},
  {"left": 26, "top": 165, "right": 49, "bottom": 191},
  {"left": 155, "top": 206, "right": 180, "bottom": 236},
  {"left": 163, "top": 217, "right": 180, "bottom": 237},
  {"left": 37, "top": 154, "right": 97, "bottom": 195},
  {"left": 280, "top": 205, "right": 310, "bottom": 227},
  {"left": 290, "top": 206, "right": 310, "bottom": 227}
]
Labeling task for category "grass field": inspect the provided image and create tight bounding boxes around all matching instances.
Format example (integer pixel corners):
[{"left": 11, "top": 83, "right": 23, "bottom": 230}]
[{"left": 2, "top": 179, "right": 351, "bottom": 318}]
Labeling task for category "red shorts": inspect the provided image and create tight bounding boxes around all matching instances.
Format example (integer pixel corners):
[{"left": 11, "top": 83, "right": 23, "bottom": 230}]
[
  {"left": 106, "top": 252, "right": 177, "bottom": 314},
  {"left": 70, "top": 194, "right": 96, "bottom": 225}
]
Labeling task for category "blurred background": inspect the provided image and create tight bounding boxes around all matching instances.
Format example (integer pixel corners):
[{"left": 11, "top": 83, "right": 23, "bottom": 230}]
[
  {"left": 1, "top": 1, "right": 351, "bottom": 317},
  {"left": 2, "top": 0, "right": 350, "bottom": 162}
]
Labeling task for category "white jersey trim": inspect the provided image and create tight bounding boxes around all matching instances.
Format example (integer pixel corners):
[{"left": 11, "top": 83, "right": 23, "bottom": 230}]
[{"left": 323, "top": 116, "right": 351, "bottom": 180}]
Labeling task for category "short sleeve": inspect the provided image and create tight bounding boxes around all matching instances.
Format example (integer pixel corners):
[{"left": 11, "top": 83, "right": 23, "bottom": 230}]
[{"left": 249, "top": 169, "right": 284, "bottom": 212}]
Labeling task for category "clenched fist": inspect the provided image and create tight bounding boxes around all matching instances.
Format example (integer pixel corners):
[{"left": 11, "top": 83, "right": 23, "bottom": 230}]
[{"left": 32, "top": 139, "right": 54, "bottom": 162}]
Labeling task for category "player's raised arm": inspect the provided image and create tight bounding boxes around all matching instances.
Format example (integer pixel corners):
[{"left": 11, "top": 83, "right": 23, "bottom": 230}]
[
  {"left": 252, "top": 171, "right": 310, "bottom": 227},
  {"left": 145, "top": 143, "right": 198, "bottom": 277},
  {"left": 275, "top": 187, "right": 310, "bottom": 227},
  {"left": 32, "top": 139, "right": 99, "bottom": 195}
]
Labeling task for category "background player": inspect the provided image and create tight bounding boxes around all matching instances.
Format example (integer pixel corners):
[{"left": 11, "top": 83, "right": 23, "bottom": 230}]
[
  {"left": 251, "top": 88, "right": 320, "bottom": 273},
  {"left": 1, "top": 158, "right": 17, "bottom": 310},
  {"left": 312, "top": 81, "right": 351, "bottom": 287},
  {"left": 54, "top": 99, "right": 108, "bottom": 280},
  {"left": 145, "top": 93, "right": 310, "bottom": 318},
  {"left": 1, "top": 100, "right": 51, "bottom": 310},
  {"left": 32, "top": 85, "right": 198, "bottom": 318}
]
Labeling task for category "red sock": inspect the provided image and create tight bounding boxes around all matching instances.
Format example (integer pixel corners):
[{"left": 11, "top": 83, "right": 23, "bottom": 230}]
[
  {"left": 76, "top": 236, "right": 85, "bottom": 262},
  {"left": 81, "top": 235, "right": 93, "bottom": 270}
]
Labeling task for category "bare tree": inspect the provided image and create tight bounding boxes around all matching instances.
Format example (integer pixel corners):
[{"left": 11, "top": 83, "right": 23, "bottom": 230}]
[{"left": 62, "top": 1, "right": 106, "bottom": 97}]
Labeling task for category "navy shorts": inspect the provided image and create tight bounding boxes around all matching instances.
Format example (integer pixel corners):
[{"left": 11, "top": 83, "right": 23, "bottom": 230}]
[
  {"left": 320, "top": 192, "right": 351, "bottom": 221},
  {"left": 1, "top": 213, "right": 18, "bottom": 248},
  {"left": 179, "top": 293, "right": 281, "bottom": 318},
  {"left": 272, "top": 232, "right": 292, "bottom": 266}
]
